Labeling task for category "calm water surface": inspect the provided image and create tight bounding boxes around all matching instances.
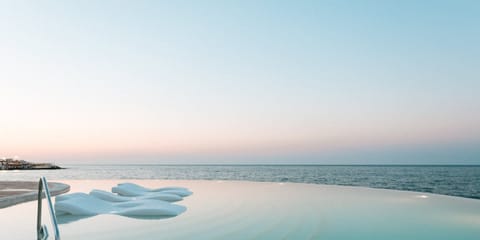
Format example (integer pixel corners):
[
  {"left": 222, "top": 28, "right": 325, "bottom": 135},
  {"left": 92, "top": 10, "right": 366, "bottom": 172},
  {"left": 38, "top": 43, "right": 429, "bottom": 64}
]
[{"left": 1, "top": 164, "right": 479, "bottom": 199}]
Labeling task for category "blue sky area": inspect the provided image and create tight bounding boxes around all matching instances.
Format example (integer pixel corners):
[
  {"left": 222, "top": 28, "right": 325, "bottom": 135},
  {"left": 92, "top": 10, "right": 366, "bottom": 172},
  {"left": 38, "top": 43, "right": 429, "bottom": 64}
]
[{"left": 0, "top": 1, "right": 479, "bottom": 164}]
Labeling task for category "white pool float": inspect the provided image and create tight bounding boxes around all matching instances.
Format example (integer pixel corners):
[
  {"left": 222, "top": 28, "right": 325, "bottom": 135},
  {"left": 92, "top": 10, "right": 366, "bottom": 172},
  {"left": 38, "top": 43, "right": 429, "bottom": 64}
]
[
  {"left": 112, "top": 183, "right": 193, "bottom": 197},
  {"left": 89, "top": 189, "right": 183, "bottom": 202},
  {"left": 54, "top": 193, "right": 186, "bottom": 217}
]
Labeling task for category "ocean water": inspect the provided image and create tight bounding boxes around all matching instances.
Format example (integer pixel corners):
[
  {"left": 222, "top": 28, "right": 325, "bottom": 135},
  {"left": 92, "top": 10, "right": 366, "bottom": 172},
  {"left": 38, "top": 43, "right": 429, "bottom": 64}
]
[{"left": 1, "top": 164, "right": 479, "bottom": 199}]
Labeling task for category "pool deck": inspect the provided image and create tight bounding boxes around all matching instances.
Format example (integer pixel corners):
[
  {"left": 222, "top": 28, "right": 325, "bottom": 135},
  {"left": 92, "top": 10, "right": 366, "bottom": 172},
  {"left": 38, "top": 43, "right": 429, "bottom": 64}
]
[{"left": 0, "top": 181, "right": 70, "bottom": 208}]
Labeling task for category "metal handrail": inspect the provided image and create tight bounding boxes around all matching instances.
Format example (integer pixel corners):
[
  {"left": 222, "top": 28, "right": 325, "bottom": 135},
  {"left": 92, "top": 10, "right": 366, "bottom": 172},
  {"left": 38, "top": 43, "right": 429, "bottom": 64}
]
[{"left": 37, "top": 177, "right": 61, "bottom": 240}]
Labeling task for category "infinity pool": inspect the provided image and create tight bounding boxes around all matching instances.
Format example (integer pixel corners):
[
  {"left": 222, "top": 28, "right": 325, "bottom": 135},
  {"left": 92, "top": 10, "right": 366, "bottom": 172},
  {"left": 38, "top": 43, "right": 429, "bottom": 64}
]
[{"left": 1, "top": 180, "right": 479, "bottom": 239}]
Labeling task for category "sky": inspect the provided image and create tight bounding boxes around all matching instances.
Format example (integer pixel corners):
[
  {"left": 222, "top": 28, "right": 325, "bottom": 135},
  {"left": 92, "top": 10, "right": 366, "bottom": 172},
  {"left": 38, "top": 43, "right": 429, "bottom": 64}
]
[{"left": 0, "top": 1, "right": 479, "bottom": 164}]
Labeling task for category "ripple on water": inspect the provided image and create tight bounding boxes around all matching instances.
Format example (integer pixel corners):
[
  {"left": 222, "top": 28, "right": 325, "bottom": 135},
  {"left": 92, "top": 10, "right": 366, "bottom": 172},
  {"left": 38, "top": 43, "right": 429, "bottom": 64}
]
[{"left": 1, "top": 165, "right": 479, "bottom": 199}]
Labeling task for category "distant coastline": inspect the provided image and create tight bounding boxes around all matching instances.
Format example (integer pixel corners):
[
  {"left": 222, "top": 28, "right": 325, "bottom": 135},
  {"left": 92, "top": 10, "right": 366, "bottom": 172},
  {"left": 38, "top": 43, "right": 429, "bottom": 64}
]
[{"left": 0, "top": 158, "right": 62, "bottom": 170}]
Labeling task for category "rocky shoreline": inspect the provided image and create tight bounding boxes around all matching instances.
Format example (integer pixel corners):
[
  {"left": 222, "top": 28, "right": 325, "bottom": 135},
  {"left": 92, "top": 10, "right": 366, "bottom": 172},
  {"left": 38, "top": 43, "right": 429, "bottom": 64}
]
[{"left": 0, "top": 158, "right": 62, "bottom": 170}]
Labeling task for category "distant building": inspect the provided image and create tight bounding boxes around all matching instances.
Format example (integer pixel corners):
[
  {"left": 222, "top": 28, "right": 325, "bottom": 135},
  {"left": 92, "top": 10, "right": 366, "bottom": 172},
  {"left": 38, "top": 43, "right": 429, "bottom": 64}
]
[{"left": 0, "top": 158, "right": 31, "bottom": 170}]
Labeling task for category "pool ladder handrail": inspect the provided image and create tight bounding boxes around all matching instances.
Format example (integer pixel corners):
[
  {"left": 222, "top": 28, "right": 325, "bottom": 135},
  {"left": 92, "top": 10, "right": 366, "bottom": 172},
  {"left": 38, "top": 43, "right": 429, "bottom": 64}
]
[{"left": 37, "top": 177, "right": 61, "bottom": 240}]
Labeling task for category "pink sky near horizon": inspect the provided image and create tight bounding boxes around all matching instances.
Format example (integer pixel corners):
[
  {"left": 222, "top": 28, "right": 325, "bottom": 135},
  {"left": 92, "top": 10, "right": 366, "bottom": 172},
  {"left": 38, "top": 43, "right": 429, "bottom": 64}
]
[{"left": 2, "top": 115, "right": 479, "bottom": 162}]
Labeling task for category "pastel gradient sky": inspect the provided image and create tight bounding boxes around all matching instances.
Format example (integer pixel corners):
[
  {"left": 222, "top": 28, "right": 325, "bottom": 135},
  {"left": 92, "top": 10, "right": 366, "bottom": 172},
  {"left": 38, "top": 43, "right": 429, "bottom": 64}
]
[{"left": 1, "top": 1, "right": 479, "bottom": 164}]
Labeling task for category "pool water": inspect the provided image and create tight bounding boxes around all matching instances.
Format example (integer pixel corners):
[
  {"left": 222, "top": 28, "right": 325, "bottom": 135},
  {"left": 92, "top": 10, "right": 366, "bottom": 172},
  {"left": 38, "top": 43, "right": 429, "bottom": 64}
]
[{"left": 1, "top": 180, "right": 479, "bottom": 239}]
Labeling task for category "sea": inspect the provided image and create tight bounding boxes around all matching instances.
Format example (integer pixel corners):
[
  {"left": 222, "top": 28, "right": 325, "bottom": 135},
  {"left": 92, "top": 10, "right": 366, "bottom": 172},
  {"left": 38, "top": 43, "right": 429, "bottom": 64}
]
[{"left": 1, "top": 164, "right": 479, "bottom": 200}]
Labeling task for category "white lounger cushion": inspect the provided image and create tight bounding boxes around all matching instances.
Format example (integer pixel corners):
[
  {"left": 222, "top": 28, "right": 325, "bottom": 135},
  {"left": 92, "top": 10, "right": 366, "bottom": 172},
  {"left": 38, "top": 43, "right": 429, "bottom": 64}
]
[
  {"left": 113, "top": 183, "right": 193, "bottom": 197},
  {"left": 118, "top": 183, "right": 190, "bottom": 192},
  {"left": 89, "top": 189, "right": 183, "bottom": 202},
  {"left": 55, "top": 193, "right": 186, "bottom": 217}
]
